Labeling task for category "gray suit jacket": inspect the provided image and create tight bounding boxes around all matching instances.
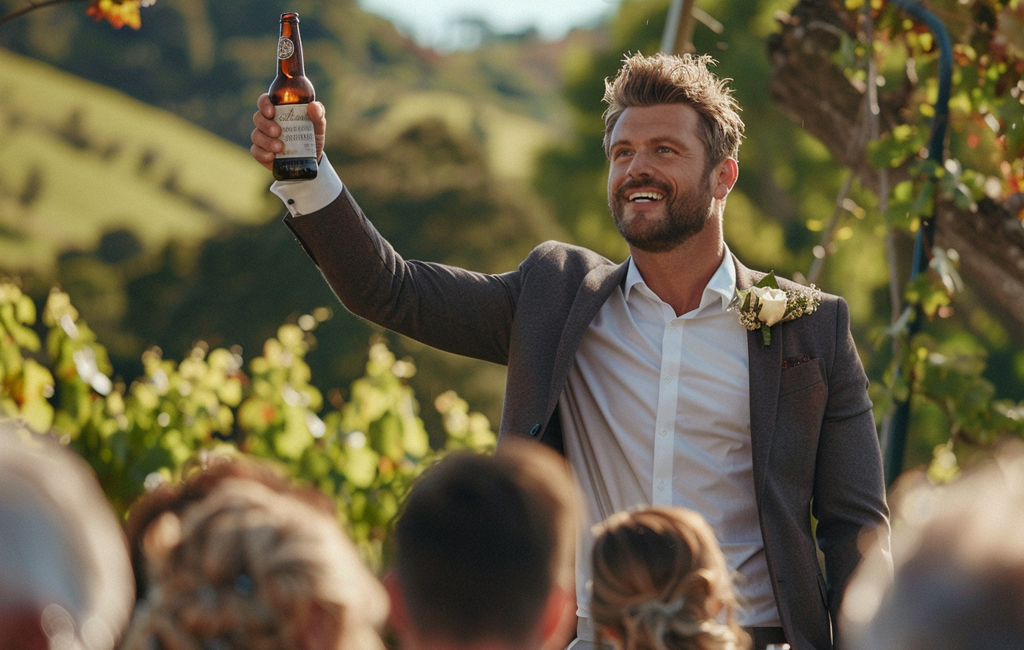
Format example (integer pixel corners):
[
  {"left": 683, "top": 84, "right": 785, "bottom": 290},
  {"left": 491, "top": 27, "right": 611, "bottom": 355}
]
[{"left": 285, "top": 188, "right": 890, "bottom": 650}]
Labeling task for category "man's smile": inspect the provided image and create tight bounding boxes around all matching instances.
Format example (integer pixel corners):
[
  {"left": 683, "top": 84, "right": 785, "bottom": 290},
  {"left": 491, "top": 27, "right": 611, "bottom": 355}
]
[
  {"left": 617, "top": 178, "right": 673, "bottom": 206},
  {"left": 628, "top": 191, "right": 665, "bottom": 203}
]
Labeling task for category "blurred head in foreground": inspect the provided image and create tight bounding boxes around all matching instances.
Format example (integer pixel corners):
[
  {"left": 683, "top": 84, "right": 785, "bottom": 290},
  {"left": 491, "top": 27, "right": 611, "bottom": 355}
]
[
  {"left": 389, "top": 439, "right": 579, "bottom": 650},
  {"left": 122, "top": 477, "right": 387, "bottom": 650},
  {"left": 123, "top": 451, "right": 335, "bottom": 602},
  {"left": 0, "top": 421, "right": 134, "bottom": 650},
  {"left": 842, "top": 442, "right": 1024, "bottom": 650},
  {"left": 590, "top": 507, "right": 749, "bottom": 650}
]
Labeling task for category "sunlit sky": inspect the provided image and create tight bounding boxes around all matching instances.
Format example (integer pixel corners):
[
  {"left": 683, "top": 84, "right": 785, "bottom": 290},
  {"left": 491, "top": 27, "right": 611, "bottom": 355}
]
[{"left": 357, "top": 0, "right": 623, "bottom": 50}]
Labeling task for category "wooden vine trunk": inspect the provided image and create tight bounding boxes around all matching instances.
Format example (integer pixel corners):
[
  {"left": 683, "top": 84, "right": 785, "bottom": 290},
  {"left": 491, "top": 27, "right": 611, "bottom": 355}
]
[{"left": 767, "top": 0, "right": 1024, "bottom": 332}]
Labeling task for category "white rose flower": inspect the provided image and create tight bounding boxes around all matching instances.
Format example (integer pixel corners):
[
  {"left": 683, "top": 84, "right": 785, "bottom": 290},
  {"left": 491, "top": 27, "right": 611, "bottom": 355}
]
[{"left": 755, "top": 287, "right": 788, "bottom": 326}]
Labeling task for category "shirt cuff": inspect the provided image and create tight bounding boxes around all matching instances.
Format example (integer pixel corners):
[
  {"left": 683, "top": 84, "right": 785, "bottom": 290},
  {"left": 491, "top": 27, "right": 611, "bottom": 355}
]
[{"left": 270, "top": 152, "right": 344, "bottom": 218}]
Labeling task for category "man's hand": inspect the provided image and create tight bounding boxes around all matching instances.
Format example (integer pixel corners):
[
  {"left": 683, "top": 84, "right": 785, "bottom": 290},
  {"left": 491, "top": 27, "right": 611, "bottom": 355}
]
[{"left": 250, "top": 94, "right": 327, "bottom": 171}]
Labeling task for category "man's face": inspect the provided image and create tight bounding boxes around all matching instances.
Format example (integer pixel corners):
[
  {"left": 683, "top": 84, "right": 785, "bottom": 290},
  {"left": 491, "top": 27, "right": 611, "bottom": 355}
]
[{"left": 606, "top": 104, "right": 716, "bottom": 253}]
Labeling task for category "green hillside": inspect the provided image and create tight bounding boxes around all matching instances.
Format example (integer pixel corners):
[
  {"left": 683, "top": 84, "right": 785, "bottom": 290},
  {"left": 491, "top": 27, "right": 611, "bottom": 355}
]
[
  {"left": 0, "top": 48, "right": 276, "bottom": 273},
  {"left": 0, "top": 2, "right": 587, "bottom": 429}
]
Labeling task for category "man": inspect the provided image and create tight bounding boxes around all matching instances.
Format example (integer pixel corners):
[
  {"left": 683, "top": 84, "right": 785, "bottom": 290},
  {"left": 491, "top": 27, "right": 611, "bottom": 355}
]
[
  {"left": 251, "top": 52, "right": 890, "bottom": 650},
  {"left": 386, "top": 440, "right": 578, "bottom": 650},
  {"left": 0, "top": 422, "right": 135, "bottom": 650}
]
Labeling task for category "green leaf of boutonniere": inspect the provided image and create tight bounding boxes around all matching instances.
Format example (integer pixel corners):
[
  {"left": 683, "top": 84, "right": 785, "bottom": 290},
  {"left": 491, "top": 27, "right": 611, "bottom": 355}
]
[{"left": 755, "top": 271, "right": 780, "bottom": 290}]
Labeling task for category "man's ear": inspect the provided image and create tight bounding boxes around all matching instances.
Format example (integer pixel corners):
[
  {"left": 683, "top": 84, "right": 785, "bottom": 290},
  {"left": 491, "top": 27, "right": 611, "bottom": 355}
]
[
  {"left": 711, "top": 158, "right": 738, "bottom": 201},
  {"left": 537, "top": 585, "right": 577, "bottom": 650}
]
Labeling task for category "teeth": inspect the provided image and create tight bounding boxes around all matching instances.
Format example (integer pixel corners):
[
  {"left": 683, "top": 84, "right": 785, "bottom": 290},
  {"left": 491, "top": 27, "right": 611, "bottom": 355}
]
[{"left": 629, "top": 191, "right": 664, "bottom": 202}]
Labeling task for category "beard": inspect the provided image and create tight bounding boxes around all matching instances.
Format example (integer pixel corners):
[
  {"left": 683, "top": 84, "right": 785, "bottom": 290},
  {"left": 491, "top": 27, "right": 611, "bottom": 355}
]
[{"left": 610, "top": 176, "right": 715, "bottom": 253}]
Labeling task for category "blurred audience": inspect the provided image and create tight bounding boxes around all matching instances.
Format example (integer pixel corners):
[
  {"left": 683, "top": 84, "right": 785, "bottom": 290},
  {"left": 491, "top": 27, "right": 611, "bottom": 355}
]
[
  {"left": 590, "top": 507, "right": 750, "bottom": 650},
  {"left": 841, "top": 441, "right": 1024, "bottom": 650},
  {"left": 121, "top": 472, "right": 387, "bottom": 650},
  {"left": 123, "top": 451, "right": 334, "bottom": 602},
  {"left": 387, "top": 439, "right": 579, "bottom": 650},
  {"left": 0, "top": 421, "right": 134, "bottom": 650}
]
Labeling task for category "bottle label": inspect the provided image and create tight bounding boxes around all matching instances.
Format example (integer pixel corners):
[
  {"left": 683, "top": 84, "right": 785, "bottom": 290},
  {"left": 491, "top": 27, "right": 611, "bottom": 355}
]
[
  {"left": 277, "top": 37, "right": 295, "bottom": 60},
  {"left": 274, "top": 103, "right": 317, "bottom": 159}
]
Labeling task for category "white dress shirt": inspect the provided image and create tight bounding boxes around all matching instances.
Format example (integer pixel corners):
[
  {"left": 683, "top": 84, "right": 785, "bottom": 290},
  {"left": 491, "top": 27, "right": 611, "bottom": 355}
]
[{"left": 560, "top": 252, "right": 781, "bottom": 641}]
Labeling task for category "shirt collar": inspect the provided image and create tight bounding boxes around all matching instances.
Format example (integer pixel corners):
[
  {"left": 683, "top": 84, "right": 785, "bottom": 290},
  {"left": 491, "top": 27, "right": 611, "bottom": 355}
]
[{"left": 624, "top": 246, "right": 737, "bottom": 313}]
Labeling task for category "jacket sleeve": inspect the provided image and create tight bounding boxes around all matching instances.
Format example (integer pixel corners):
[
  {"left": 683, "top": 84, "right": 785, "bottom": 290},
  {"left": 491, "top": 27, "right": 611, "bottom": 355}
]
[
  {"left": 811, "top": 297, "right": 892, "bottom": 626},
  {"left": 284, "top": 187, "right": 521, "bottom": 366}
]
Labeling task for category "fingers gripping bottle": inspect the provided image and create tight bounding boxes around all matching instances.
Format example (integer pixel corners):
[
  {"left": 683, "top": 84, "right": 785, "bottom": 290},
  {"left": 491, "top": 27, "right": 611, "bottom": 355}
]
[{"left": 270, "top": 12, "right": 318, "bottom": 180}]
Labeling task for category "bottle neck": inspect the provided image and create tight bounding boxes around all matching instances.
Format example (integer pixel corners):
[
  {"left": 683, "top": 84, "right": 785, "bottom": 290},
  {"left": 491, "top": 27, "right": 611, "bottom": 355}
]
[{"left": 277, "top": 19, "right": 305, "bottom": 79}]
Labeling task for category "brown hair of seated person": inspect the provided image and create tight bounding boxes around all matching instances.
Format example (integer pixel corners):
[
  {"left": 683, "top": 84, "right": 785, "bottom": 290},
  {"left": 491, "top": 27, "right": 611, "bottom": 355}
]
[
  {"left": 124, "top": 451, "right": 335, "bottom": 602},
  {"left": 591, "top": 507, "right": 750, "bottom": 650},
  {"left": 121, "top": 478, "right": 388, "bottom": 650}
]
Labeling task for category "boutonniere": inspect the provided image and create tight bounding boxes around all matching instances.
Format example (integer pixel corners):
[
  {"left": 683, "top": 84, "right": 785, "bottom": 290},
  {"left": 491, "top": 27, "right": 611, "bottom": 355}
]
[{"left": 732, "top": 272, "right": 821, "bottom": 346}]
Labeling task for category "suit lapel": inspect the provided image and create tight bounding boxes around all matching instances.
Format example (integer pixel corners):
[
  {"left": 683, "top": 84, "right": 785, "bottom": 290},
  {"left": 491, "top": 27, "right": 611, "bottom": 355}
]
[
  {"left": 545, "top": 260, "right": 630, "bottom": 417},
  {"left": 735, "top": 258, "right": 782, "bottom": 499}
]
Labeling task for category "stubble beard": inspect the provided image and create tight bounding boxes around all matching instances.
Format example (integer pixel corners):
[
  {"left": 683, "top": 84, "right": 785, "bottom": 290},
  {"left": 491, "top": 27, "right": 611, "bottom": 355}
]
[{"left": 610, "top": 176, "right": 715, "bottom": 253}]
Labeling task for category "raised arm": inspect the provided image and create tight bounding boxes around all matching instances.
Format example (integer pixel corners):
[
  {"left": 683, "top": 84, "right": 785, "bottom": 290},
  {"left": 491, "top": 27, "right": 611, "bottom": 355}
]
[
  {"left": 250, "top": 96, "right": 521, "bottom": 366},
  {"left": 284, "top": 186, "right": 521, "bottom": 366}
]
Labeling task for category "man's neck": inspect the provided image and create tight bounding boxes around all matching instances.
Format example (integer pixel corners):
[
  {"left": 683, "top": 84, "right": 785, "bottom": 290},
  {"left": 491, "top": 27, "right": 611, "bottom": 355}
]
[{"left": 629, "top": 219, "right": 727, "bottom": 317}]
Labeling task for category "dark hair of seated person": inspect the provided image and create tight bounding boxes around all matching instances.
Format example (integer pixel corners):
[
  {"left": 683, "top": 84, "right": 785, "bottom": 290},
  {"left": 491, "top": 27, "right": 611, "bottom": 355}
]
[{"left": 391, "top": 439, "right": 577, "bottom": 647}]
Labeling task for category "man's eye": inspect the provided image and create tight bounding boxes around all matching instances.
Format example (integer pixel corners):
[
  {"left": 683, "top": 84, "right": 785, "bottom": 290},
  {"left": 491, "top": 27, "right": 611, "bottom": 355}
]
[
  {"left": 657, "top": 146, "right": 674, "bottom": 153},
  {"left": 614, "top": 149, "right": 633, "bottom": 158}
]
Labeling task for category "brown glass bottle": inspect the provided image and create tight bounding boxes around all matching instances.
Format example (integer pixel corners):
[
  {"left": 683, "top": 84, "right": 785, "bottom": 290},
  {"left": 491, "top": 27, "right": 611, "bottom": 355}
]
[{"left": 269, "top": 12, "right": 317, "bottom": 181}]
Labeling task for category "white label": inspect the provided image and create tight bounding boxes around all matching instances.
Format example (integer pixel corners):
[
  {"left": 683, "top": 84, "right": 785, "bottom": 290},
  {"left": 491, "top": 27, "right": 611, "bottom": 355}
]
[
  {"left": 277, "top": 37, "right": 294, "bottom": 60},
  {"left": 274, "top": 103, "right": 316, "bottom": 159}
]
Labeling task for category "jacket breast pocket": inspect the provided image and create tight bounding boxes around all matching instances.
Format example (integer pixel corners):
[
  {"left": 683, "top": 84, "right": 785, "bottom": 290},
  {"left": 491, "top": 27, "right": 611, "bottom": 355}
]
[
  {"left": 772, "top": 358, "right": 828, "bottom": 477},
  {"left": 779, "top": 358, "right": 824, "bottom": 397}
]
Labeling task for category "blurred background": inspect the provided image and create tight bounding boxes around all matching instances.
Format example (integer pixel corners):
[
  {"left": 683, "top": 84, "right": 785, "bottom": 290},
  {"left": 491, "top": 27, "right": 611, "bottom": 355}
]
[{"left": 0, "top": 0, "right": 1022, "bottom": 477}]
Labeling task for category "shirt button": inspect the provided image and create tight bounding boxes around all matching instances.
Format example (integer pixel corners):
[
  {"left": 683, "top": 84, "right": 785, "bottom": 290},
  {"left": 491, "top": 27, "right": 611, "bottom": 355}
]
[{"left": 660, "top": 429, "right": 668, "bottom": 436}]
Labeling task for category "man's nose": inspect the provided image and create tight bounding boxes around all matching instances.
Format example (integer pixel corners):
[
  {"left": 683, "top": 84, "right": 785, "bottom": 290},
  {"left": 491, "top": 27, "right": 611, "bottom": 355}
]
[{"left": 627, "top": 150, "right": 654, "bottom": 178}]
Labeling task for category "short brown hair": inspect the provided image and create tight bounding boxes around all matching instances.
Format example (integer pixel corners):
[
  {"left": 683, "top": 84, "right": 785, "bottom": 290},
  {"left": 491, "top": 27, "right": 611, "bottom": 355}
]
[
  {"left": 603, "top": 53, "right": 744, "bottom": 169},
  {"left": 393, "top": 440, "right": 577, "bottom": 645}
]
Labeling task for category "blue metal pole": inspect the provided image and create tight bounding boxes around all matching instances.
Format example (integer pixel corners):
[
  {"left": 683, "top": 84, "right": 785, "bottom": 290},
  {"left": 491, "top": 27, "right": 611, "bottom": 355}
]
[{"left": 882, "top": 0, "right": 954, "bottom": 486}]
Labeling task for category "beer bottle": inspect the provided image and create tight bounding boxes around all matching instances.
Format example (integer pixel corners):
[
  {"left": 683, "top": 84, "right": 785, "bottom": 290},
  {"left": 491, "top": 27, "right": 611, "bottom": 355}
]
[{"left": 269, "top": 12, "right": 318, "bottom": 181}]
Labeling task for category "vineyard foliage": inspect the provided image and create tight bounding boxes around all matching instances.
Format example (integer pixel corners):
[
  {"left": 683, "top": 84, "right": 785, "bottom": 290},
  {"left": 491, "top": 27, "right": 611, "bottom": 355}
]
[{"left": 0, "top": 282, "right": 494, "bottom": 566}]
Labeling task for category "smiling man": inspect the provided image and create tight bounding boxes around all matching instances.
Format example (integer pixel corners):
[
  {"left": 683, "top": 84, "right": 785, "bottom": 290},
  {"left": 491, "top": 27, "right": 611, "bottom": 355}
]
[{"left": 250, "top": 52, "right": 890, "bottom": 650}]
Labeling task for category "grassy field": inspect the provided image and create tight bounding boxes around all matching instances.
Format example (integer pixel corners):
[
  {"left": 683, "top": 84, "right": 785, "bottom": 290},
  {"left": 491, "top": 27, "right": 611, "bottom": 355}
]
[{"left": 0, "top": 49, "right": 277, "bottom": 273}]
